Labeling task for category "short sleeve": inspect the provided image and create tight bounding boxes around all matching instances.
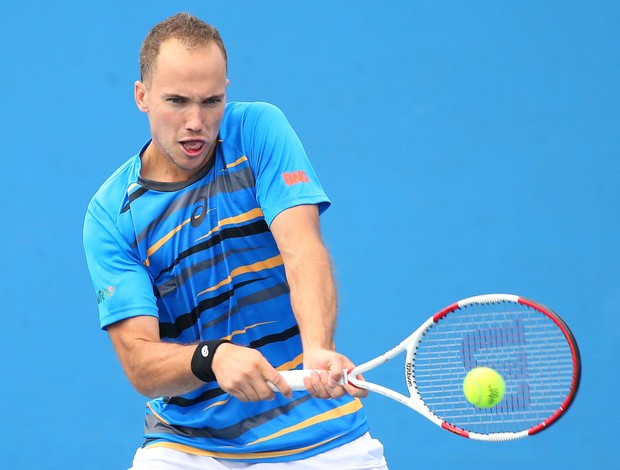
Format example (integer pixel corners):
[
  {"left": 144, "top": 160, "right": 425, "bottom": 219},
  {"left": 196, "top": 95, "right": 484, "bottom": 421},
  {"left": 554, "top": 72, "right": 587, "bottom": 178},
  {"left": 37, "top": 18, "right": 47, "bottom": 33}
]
[
  {"left": 241, "top": 103, "right": 331, "bottom": 225},
  {"left": 83, "top": 200, "right": 159, "bottom": 329}
]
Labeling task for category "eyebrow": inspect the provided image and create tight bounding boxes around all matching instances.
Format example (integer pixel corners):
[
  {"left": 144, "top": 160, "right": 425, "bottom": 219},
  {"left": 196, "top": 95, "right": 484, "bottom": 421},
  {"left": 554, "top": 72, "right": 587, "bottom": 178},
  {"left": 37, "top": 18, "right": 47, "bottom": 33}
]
[{"left": 162, "top": 92, "right": 226, "bottom": 102}]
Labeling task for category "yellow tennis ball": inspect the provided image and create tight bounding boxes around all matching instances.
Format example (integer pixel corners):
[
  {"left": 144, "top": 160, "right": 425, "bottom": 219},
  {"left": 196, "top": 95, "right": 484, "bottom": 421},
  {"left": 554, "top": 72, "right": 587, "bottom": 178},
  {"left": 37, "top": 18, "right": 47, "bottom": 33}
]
[{"left": 463, "top": 367, "right": 505, "bottom": 408}]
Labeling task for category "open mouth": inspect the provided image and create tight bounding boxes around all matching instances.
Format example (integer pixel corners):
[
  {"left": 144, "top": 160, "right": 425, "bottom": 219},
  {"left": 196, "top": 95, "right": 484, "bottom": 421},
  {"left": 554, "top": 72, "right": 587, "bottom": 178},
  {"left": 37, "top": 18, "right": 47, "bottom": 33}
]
[{"left": 180, "top": 140, "right": 206, "bottom": 156}]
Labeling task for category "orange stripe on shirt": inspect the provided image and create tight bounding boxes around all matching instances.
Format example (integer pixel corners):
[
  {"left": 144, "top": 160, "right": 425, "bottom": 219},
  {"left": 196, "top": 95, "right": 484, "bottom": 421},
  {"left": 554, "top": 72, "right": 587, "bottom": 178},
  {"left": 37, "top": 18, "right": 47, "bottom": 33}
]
[
  {"left": 195, "top": 207, "right": 264, "bottom": 242},
  {"left": 225, "top": 155, "right": 248, "bottom": 169},
  {"left": 148, "top": 434, "right": 343, "bottom": 460},
  {"left": 245, "top": 399, "right": 363, "bottom": 447},
  {"left": 277, "top": 354, "right": 304, "bottom": 371},
  {"left": 144, "top": 207, "right": 264, "bottom": 266},
  {"left": 146, "top": 402, "right": 170, "bottom": 425},
  {"left": 144, "top": 217, "right": 192, "bottom": 267},
  {"left": 221, "top": 321, "right": 276, "bottom": 341},
  {"left": 195, "top": 254, "right": 283, "bottom": 298}
]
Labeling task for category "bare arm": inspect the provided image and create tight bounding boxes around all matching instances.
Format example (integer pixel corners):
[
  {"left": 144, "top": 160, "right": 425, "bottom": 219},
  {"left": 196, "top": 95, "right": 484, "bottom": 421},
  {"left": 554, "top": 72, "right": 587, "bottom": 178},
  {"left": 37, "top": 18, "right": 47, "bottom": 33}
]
[
  {"left": 270, "top": 204, "right": 367, "bottom": 399},
  {"left": 107, "top": 315, "right": 292, "bottom": 400},
  {"left": 271, "top": 205, "right": 337, "bottom": 353},
  {"left": 107, "top": 316, "right": 201, "bottom": 397}
]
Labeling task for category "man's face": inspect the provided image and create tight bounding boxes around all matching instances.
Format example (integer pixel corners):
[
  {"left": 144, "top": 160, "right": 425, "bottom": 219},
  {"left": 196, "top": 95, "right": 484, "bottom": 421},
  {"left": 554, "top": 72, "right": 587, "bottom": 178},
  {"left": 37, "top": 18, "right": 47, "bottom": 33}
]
[{"left": 135, "top": 38, "right": 229, "bottom": 182}]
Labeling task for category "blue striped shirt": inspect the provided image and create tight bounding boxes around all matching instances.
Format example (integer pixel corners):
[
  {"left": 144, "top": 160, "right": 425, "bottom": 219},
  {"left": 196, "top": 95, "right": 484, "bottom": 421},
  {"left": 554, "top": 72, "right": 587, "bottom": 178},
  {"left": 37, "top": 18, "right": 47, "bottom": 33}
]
[{"left": 83, "top": 101, "right": 368, "bottom": 462}]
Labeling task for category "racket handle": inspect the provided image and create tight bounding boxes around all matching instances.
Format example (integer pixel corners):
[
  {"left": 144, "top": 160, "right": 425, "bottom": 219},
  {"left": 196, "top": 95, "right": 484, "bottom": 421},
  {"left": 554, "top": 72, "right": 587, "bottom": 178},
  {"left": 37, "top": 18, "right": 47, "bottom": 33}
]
[{"left": 269, "top": 369, "right": 348, "bottom": 391}]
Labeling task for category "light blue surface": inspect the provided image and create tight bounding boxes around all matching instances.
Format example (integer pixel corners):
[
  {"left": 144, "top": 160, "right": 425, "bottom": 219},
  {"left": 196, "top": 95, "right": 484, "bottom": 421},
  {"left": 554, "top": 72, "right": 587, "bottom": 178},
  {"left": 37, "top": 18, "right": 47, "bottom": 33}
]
[{"left": 1, "top": 2, "right": 617, "bottom": 468}]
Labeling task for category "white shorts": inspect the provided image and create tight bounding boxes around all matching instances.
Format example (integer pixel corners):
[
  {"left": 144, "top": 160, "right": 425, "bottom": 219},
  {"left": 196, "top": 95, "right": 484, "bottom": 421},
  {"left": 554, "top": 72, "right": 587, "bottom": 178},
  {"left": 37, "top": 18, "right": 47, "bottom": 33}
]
[{"left": 129, "top": 432, "right": 388, "bottom": 469}]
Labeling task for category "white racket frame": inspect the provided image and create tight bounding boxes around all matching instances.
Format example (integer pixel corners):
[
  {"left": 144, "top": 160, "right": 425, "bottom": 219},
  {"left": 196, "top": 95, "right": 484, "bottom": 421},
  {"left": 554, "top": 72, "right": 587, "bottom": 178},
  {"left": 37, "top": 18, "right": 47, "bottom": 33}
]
[{"left": 274, "top": 294, "right": 577, "bottom": 442}]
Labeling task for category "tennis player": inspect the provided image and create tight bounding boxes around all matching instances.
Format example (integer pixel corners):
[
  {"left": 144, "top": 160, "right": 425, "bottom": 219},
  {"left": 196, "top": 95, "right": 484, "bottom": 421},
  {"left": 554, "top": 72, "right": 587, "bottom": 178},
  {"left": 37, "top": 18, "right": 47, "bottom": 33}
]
[{"left": 83, "top": 12, "right": 388, "bottom": 469}]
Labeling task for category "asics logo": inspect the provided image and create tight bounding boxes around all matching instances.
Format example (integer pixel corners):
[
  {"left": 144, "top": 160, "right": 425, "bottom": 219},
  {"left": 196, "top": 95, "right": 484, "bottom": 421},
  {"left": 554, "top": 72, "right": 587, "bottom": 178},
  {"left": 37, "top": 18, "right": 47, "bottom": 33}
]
[{"left": 191, "top": 196, "right": 215, "bottom": 228}]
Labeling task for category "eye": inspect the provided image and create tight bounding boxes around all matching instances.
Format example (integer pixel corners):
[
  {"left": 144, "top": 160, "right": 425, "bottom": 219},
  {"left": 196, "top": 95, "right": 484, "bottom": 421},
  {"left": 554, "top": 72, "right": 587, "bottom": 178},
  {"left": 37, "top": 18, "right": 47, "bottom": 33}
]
[
  {"left": 167, "top": 96, "right": 186, "bottom": 105},
  {"left": 205, "top": 97, "right": 223, "bottom": 106}
]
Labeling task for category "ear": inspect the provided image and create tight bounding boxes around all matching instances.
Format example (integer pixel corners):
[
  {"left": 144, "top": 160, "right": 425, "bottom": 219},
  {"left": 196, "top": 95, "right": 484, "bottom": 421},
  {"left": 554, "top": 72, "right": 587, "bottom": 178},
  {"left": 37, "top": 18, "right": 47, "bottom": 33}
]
[{"left": 134, "top": 80, "right": 149, "bottom": 113}]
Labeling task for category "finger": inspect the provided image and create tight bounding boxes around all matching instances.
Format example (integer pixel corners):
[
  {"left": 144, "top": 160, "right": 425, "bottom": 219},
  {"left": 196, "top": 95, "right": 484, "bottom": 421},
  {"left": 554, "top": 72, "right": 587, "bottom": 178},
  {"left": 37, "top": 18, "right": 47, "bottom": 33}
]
[
  {"left": 304, "top": 370, "right": 332, "bottom": 399},
  {"left": 327, "top": 366, "right": 346, "bottom": 388},
  {"left": 232, "top": 372, "right": 266, "bottom": 402},
  {"left": 315, "top": 370, "right": 347, "bottom": 399},
  {"left": 343, "top": 372, "right": 369, "bottom": 398},
  {"left": 326, "top": 385, "right": 346, "bottom": 399},
  {"left": 344, "top": 382, "right": 369, "bottom": 398},
  {"left": 232, "top": 388, "right": 253, "bottom": 402},
  {"left": 265, "top": 371, "right": 292, "bottom": 399}
]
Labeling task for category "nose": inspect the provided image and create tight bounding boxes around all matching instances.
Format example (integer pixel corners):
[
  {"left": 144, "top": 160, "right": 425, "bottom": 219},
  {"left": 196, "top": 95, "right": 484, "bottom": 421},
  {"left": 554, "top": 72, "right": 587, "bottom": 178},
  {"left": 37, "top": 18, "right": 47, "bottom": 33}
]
[{"left": 185, "top": 104, "right": 204, "bottom": 133}]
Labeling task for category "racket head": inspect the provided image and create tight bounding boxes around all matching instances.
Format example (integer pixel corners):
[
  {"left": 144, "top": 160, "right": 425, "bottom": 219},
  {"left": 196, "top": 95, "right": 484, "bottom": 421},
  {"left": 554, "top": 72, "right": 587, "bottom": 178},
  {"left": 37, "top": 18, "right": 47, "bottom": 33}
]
[{"left": 406, "top": 294, "right": 581, "bottom": 441}]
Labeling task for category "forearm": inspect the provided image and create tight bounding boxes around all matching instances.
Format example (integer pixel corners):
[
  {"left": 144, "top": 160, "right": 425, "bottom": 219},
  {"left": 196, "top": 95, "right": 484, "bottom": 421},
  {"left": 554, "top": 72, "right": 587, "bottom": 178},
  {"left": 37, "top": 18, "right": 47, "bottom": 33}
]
[
  {"left": 270, "top": 205, "right": 366, "bottom": 398},
  {"left": 122, "top": 340, "right": 201, "bottom": 397},
  {"left": 108, "top": 319, "right": 203, "bottom": 398},
  {"left": 282, "top": 236, "right": 365, "bottom": 397},
  {"left": 286, "top": 242, "right": 338, "bottom": 353},
  {"left": 270, "top": 205, "right": 339, "bottom": 355},
  {"left": 108, "top": 318, "right": 291, "bottom": 401}
]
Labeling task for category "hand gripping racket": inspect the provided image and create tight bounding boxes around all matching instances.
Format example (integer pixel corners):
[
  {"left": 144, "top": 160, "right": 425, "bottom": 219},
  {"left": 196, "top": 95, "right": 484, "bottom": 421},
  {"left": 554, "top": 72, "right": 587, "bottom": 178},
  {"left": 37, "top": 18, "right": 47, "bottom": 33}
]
[{"left": 275, "top": 294, "right": 581, "bottom": 441}]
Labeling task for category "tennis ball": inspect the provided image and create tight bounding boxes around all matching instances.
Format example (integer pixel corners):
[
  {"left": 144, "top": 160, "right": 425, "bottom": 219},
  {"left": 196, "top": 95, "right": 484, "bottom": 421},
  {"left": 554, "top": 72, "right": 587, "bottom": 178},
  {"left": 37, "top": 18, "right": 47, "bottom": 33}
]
[{"left": 463, "top": 367, "right": 505, "bottom": 408}]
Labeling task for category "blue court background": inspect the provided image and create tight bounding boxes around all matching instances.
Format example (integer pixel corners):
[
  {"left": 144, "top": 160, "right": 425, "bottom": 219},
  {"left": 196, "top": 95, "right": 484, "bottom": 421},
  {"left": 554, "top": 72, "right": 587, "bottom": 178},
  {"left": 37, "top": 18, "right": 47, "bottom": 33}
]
[{"left": 1, "top": 1, "right": 618, "bottom": 468}]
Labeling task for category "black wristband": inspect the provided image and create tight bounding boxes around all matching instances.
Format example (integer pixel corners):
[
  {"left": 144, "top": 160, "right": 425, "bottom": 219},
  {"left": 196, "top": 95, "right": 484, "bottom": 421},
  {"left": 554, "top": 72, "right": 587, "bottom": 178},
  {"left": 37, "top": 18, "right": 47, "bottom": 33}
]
[{"left": 191, "top": 340, "right": 231, "bottom": 383}]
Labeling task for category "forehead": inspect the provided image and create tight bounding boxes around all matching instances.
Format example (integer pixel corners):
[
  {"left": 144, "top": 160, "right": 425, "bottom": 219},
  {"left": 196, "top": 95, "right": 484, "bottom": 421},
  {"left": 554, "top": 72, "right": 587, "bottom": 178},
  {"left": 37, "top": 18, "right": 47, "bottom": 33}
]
[{"left": 150, "top": 38, "right": 227, "bottom": 91}]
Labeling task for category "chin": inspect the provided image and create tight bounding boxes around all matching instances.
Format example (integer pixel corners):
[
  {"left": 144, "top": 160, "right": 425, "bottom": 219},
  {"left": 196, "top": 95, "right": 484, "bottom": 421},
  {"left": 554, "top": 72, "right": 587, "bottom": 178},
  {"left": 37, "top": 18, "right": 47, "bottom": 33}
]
[{"left": 180, "top": 156, "right": 209, "bottom": 173}]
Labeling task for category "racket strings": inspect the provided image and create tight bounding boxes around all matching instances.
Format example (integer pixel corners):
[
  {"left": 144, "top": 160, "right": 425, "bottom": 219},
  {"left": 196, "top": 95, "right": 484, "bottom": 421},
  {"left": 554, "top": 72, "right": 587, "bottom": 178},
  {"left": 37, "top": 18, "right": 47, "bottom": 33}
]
[{"left": 412, "top": 301, "right": 577, "bottom": 435}]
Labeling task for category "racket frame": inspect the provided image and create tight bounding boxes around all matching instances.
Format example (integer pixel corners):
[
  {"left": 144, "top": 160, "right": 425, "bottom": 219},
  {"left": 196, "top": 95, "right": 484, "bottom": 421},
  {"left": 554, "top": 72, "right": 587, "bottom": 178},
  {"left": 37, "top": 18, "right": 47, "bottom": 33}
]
[{"left": 276, "top": 294, "right": 581, "bottom": 442}]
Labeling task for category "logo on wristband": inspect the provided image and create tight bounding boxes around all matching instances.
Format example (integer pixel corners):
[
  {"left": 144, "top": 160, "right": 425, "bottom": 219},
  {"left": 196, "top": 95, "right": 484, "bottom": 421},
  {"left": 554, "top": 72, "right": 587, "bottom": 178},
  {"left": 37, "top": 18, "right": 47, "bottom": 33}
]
[{"left": 201, "top": 345, "right": 210, "bottom": 358}]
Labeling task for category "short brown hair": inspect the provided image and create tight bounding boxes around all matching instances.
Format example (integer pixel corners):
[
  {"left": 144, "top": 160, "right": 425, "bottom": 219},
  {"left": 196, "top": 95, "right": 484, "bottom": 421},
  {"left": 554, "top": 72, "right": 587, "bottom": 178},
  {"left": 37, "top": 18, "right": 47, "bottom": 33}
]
[{"left": 139, "top": 12, "right": 227, "bottom": 86}]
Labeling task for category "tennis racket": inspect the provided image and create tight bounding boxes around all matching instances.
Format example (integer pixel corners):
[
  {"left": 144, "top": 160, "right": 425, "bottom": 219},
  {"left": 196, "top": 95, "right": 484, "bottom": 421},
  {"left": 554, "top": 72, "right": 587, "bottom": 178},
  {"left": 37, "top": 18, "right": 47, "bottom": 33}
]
[{"left": 274, "top": 294, "right": 581, "bottom": 442}]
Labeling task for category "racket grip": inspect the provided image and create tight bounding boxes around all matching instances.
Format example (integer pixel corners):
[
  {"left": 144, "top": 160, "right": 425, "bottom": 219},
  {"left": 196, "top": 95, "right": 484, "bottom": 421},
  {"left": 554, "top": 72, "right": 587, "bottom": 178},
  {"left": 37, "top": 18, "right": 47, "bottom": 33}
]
[{"left": 269, "top": 369, "right": 347, "bottom": 391}]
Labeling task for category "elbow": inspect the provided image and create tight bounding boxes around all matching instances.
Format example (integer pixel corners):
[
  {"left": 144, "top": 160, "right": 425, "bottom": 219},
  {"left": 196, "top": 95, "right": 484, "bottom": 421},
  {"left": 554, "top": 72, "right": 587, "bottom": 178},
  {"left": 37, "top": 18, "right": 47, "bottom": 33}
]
[
  {"left": 124, "top": 368, "right": 161, "bottom": 398},
  {"left": 133, "top": 383, "right": 160, "bottom": 399}
]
